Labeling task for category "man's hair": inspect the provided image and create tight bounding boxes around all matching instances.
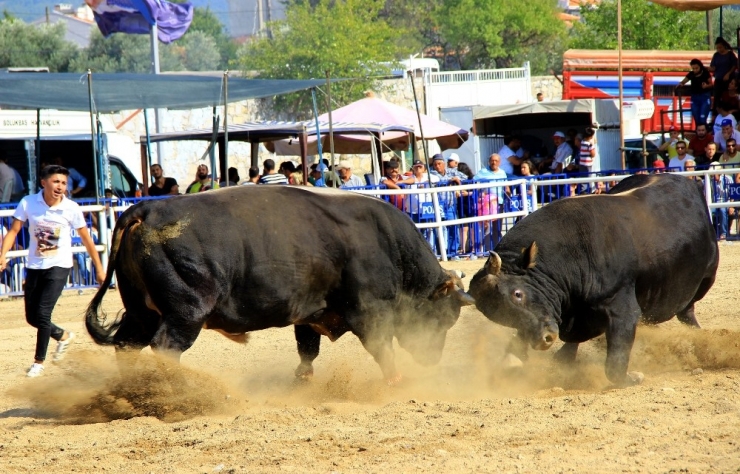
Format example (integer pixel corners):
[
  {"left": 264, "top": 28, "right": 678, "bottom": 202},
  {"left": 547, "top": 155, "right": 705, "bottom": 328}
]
[
  {"left": 676, "top": 140, "right": 687, "bottom": 147},
  {"left": 584, "top": 127, "right": 595, "bottom": 138},
  {"left": 151, "top": 164, "right": 162, "bottom": 170},
  {"left": 40, "top": 165, "right": 69, "bottom": 180},
  {"left": 504, "top": 135, "right": 520, "bottom": 146},
  {"left": 727, "top": 139, "right": 736, "bottom": 146},
  {"left": 696, "top": 123, "right": 707, "bottom": 131},
  {"left": 263, "top": 159, "right": 276, "bottom": 172},
  {"left": 248, "top": 166, "right": 259, "bottom": 179}
]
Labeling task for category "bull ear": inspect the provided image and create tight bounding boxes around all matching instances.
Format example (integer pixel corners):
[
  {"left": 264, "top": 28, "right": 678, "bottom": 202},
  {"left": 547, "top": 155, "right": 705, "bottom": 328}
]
[
  {"left": 431, "top": 279, "right": 456, "bottom": 301},
  {"left": 485, "top": 252, "right": 502, "bottom": 276},
  {"left": 521, "top": 241, "right": 538, "bottom": 269}
]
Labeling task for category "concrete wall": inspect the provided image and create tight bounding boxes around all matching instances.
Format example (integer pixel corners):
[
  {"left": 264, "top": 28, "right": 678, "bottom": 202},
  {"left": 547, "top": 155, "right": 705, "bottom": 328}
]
[{"left": 531, "top": 75, "right": 564, "bottom": 102}]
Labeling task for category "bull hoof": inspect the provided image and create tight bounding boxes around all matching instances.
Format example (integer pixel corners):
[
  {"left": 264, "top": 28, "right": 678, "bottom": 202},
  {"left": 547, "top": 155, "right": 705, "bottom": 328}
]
[
  {"left": 294, "top": 364, "right": 314, "bottom": 381},
  {"left": 386, "top": 373, "right": 403, "bottom": 387}
]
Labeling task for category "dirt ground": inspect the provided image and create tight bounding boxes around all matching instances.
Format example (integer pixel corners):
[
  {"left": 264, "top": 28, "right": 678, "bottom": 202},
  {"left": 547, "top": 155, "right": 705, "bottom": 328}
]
[{"left": 0, "top": 246, "right": 739, "bottom": 473}]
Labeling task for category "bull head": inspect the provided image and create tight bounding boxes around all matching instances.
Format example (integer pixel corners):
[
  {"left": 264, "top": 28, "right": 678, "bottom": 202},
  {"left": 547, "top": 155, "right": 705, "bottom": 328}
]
[{"left": 432, "top": 278, "right": 475, "bottom": 306}]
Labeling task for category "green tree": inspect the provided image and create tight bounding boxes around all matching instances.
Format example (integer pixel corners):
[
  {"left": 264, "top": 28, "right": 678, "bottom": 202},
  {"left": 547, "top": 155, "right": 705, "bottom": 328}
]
[
  {"left": 238, "top": 0, "right": 402, "bottom": 118},
  {"left": 433, "top": 0, "right": 567, "bottom": 73},
  {"left": 71, "top": 29, "right": 219, "bottom": 73},
  {"left": 182, "top": 5, "right": 238, "bottom": 69},
  {"left": 711, "top": 8, "right": 740, "bottom": 47},
  {"left": 0, "top": 18, "right": 79, "bottom": 71},
  {"left": 571, "top": 0, "right": 706, "bottom": 50}
]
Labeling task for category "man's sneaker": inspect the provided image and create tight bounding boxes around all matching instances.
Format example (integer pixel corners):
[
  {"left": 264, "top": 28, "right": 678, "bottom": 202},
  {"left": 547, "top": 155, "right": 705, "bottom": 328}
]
[
  {"left": 52, "top": 332, "right": 75, "bottom": 362},
  {"left": 27, "top": 363, "right": 45, "bottom": 378}
]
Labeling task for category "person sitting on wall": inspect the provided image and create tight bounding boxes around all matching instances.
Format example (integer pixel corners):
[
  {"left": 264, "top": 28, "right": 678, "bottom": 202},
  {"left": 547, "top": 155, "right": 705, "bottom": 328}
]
[{"left": 148, "top": 164, "right": 179, "bottom": 196}]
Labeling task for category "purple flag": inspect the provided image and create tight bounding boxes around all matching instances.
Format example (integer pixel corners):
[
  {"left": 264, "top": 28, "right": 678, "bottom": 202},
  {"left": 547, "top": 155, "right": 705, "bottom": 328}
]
[{"left": 86, "top": 0, "right": 193, "bottom": 44}]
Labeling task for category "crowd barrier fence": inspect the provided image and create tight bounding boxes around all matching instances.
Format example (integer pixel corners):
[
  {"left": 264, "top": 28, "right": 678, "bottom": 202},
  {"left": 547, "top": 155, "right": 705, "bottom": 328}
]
[{"left": 1, "top": 167, "right": 739, "bottom": 297}]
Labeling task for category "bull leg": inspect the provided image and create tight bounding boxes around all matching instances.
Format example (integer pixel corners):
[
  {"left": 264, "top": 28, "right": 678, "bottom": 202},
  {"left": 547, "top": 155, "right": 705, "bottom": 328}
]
[
  {"left": 604, "top": 291, "right": 642, "bottom": 386},
  {"left": 359, "top": 333, "right": 400, "bottom": 385},
  {"left": 676, "top": 304, "right": 701, "bottom": 328},
  {"left": 150, "top": 319, "right": 203, "bottom": 361},
  {"left": 294, "top": 325, "right": 321, "bottom": 380},
  {"left": 554, "top": 342, "right": 579, "bottom": 363}
]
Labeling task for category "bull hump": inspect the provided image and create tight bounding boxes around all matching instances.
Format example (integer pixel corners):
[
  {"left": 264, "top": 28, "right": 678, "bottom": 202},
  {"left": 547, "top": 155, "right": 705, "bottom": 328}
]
[{"left": 140, "top": 218, "right": 191, "bottom": 256}]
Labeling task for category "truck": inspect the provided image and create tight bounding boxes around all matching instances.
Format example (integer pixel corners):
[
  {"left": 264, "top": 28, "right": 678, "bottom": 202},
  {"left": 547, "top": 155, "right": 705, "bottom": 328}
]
[{"left": 0, "top": 109, "right": 142, "bottom": 202}]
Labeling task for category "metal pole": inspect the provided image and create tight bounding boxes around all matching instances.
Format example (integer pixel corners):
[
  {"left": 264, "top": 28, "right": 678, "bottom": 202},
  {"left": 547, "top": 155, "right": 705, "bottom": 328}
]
[
  {"left": 410, "top": 73, "right": 446, "bottom": 260},
  {"left": 311, "top": 87, "right": 324, "bottom": 160},
  {"left": 223, "top": 71, "right": 229, "bottom": 186},
  {"left": 87, "top": 70, "right": 101, "bottom": 204},
  {"left": 618, "top": 0, "right": 625, "bottom": 170},
  {"left": 150, "top": 22, "right": 163, "bottom": 164},
  {"left": 325, "top": 71, "right": 336, "bottom": 187}
]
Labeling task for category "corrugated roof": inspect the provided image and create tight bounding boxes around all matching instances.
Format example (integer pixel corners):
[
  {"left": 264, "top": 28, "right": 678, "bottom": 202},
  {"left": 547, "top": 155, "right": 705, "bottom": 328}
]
[{"left": 563, "top": 49, "right": 715, "bottom": 71}]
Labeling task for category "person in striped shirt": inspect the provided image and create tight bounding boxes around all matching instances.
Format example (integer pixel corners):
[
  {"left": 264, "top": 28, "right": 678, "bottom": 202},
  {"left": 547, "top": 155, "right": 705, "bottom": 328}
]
[{"left": 258, "top": 159, "right": 289, "bottom": 185}]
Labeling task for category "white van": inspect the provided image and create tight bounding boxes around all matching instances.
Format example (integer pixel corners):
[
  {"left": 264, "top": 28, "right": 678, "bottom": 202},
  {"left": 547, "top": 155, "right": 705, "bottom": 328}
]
[{"left": 0, "top": 110, "right": 142, "bottom": 201}]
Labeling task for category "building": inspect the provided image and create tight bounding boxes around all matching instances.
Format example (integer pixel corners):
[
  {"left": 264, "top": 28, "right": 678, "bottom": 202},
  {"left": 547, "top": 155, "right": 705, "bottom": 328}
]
[{"left": 31, "top": 4, "right": 94, "bottom": 48}]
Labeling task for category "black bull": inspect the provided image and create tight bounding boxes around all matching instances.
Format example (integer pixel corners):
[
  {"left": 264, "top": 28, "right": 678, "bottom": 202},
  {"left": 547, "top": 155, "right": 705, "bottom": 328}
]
[
  {"left": 85, "top": 186, "right": 474, "bottom": 382},
  {"left": 469, "top": 173, "right": 719, "bottom": 385}
]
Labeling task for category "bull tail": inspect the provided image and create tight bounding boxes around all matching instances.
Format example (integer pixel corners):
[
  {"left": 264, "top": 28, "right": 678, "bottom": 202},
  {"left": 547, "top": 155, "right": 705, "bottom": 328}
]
[{"left": 84, "top": 209, "right": 142, "bottom": 345}]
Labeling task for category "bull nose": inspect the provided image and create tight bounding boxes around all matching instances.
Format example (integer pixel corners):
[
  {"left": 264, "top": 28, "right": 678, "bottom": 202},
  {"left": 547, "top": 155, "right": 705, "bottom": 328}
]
[{"left": 535, "top": 332, "right": 558, "bottom": 350}]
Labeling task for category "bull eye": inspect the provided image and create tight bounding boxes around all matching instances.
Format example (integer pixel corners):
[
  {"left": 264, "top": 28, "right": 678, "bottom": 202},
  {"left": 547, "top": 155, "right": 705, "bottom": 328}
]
[{"left": 513, "top": 290, "right": 523, "bottom": 302}]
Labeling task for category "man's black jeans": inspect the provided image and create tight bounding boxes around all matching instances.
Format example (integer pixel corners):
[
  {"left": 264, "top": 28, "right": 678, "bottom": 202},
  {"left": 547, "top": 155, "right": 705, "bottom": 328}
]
[{"left": 24, "top": 267, "right": 70, "bottom": 362}]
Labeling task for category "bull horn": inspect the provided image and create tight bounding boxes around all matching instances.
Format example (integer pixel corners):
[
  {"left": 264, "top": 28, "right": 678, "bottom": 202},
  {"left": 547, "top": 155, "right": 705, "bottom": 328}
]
[
  {"left": 456, "top": 289, "right": 475, "bottom": 306},
  {"left": 485, "top": 252, "right": 502, "bottom": 276}
]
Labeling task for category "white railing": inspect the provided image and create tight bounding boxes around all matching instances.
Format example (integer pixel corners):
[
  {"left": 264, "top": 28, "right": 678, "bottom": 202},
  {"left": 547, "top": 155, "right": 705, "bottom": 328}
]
[
  {"left": 427, "top": 67, "right": 529, "bottom": 85},
  {"left": 2, "top": 169, "right": 737, "bottom": 296}
]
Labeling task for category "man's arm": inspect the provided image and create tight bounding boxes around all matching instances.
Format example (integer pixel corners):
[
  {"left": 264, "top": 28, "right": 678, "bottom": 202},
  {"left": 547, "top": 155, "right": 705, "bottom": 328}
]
[
  {"left": 76, "top": 226, "right": 105, "bottom": 285},
  {"left": 168, "top": 179, "right": 180, "bottom": 195},
  {"left": 69, "top": 169, "right": 87, "bottom": 196},
  {"left": 0, "top": 218, "right": 23, "bottom": 272}
]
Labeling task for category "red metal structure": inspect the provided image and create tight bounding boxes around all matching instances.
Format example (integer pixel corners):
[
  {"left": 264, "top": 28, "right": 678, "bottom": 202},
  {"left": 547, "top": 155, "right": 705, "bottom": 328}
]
[{"left": 562, "top": 49, "right": 715, "bottom": 134}]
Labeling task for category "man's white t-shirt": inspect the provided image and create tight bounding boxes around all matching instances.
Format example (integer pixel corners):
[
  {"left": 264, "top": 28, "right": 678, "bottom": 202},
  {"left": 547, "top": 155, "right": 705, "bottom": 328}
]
[
  {"left": 12, "top": 191, "right": 86, "bottom": 269},
  {"left": 668, "top": 155, "right": 693, "bottom": 171},
  {"left": 498, "top": 145, "right": 523, "bottom": 176}
]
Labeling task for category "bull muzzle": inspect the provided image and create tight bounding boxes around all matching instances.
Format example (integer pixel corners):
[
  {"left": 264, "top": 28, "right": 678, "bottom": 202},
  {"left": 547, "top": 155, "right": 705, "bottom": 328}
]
[{"left": 533, "top": 331, "right": 558, "bottom": 351}]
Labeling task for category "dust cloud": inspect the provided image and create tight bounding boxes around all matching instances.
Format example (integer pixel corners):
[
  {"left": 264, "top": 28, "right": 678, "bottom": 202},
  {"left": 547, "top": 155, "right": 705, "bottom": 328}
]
[{"left": 11, "top": 318, "right": 740, "bottom": 424}]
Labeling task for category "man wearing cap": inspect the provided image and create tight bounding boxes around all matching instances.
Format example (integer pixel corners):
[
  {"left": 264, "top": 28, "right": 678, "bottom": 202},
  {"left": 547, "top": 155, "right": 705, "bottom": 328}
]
[
  {"left": 444, "top": 153, "right": 468, "bottom": 180},
  {"left": 658, "top": 126, "right": 681, "bottom": 159},
  {"left": 668, "top": 140, "right": 694, "bottom": 171},
  {"left": 712, "top": 102, "right": 737, "bottom": 138},
  {"left": 337, "top": 160, "right": 366, "bottom": 189},
  {"left": 380, "top": 160, "right": 414, "bottom": 210},
  {"left": 550, "top": 131, "right": 574, "bottom": 174},
  {"left": 715, "top": 118, "right": 740, "bottom": 153}
]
